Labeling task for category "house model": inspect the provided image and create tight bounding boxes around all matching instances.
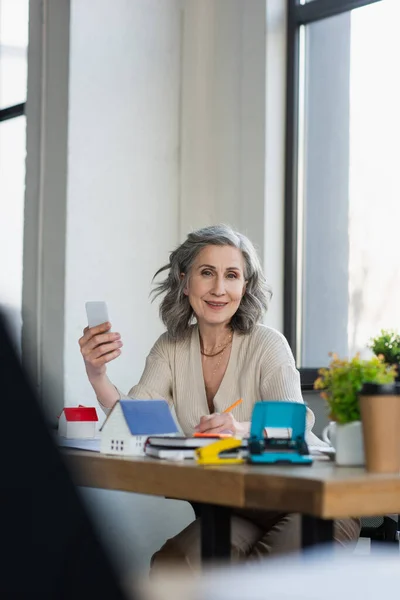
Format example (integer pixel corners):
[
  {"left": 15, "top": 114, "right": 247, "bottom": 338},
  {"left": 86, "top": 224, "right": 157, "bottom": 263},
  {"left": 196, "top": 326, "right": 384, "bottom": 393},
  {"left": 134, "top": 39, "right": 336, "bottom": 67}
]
[
  {"left": 100, "top": 399, "right": 179, "bottom": 456},
  {"left": 58, "top": 405, "right": 98, "bottom": 439}
]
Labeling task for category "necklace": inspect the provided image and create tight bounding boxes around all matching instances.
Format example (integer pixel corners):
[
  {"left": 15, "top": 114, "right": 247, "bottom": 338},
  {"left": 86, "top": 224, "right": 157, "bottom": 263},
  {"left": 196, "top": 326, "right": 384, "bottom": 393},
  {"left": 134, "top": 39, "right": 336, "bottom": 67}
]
[
  {"left": 200, "top": 333, "right": 233, "bottom": 357},
  {"left": 201, "top": 343, "right": 230, "bottom": 358},
  {"left": 204, "top": 345, "right": 229, "bottom": 387}
]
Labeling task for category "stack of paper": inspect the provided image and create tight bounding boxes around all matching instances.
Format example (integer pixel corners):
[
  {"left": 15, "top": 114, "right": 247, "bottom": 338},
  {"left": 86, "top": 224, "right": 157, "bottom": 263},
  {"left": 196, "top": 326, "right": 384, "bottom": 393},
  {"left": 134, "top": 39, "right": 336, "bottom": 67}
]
[{"left": 57, "top": 437, "right": 101, "bottom": 452}]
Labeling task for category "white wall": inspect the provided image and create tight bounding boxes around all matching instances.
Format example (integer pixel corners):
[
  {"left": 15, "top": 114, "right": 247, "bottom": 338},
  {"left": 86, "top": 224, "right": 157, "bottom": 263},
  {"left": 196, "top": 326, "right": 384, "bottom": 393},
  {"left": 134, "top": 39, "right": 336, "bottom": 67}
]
[
  {"left": 23, "top": 0, "right": 70, "bottom": 411},
  {"left": 0, "top": 0, "right": 29, "bottom": 351},
  {"left": 65, "top": 0, "right": 182, "bottom": 410},
  {"left": 179, "top": 0, "right": 267, "bottom": 263},
  {"left": 64, "top": 0, "right": 194, "bottom": 574},
  {"left": 0, "top": 115, "right": 25, "bottom": 350},
  {"left": 179, "top": 0, "right": 285, "bottom": 332},
  {"left": 264, "top": 0, "right": 286, "bottom": 331}
]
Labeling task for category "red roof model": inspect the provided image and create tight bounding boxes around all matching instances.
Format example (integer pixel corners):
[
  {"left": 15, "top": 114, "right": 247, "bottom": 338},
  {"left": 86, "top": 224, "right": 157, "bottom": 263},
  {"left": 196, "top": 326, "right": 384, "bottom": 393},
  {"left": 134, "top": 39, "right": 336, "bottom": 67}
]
[{"left": 63, "top": 407, "right": 98, "bottom": 422}]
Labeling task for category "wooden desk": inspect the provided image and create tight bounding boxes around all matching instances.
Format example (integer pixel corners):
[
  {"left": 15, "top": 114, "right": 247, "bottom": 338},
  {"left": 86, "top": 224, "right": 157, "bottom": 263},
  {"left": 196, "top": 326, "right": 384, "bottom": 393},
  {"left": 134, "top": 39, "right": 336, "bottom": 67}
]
[{"left": 64, "top": 451, "right": 400, "bottom": 559}]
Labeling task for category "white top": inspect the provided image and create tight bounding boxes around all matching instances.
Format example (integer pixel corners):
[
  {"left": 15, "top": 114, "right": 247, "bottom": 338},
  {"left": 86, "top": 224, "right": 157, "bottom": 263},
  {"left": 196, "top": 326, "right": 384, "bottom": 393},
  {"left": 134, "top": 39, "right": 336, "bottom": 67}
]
[{"left": 107, "top": 324, "right": 324, "bottom": 446}]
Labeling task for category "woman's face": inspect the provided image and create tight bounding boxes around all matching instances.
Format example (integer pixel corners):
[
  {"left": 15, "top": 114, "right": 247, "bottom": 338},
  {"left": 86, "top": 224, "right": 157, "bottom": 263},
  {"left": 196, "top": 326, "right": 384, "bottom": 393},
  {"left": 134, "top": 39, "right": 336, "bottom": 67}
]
[{"left": 184, "top": 245, "right": 246, "bottom": 328}]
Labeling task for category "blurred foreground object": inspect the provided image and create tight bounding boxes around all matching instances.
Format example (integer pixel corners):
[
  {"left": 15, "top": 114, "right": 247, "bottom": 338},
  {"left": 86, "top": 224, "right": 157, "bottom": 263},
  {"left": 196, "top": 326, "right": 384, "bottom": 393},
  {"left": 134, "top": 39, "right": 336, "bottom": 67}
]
[
  {"left": 141, "top": 547, "right": 400, "bottom": 600},
  {"left": 0, "top": 309, "right": 131, "bottom": 598}
]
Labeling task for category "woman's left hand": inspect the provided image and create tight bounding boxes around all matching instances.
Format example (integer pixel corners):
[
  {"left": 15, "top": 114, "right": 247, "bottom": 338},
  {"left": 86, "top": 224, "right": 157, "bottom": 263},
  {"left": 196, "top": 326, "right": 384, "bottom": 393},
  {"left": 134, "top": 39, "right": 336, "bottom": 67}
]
[{"left": 194, "top": 412, "right": 240, "bottom": 435}]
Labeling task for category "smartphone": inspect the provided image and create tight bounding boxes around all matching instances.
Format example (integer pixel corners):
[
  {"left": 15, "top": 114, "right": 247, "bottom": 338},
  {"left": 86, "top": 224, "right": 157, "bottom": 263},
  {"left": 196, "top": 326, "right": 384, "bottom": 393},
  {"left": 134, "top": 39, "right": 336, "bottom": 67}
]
[{"left": 85, "top": 301, "right": 109, "bottom": 328}]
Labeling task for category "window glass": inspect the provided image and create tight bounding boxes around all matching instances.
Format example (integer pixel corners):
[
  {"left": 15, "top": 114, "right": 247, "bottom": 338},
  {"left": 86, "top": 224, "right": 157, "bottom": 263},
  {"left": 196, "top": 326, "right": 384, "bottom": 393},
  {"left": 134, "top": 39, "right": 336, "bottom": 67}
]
[
  {"left": 0, "top": 115, "right": 26, "bottom": 349},
  {"left": 0, "top": 0, "right": 29, "bottom": 109},
  {"left": 298, "top": 0, "right": 400, "bottom": 366}
]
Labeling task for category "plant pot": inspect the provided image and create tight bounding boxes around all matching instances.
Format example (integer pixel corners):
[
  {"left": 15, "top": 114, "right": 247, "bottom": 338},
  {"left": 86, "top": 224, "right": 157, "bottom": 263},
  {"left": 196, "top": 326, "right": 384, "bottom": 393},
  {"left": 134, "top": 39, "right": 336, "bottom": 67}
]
[
  {"left": 359, "top": 382, "right": 400, "bottom": 474},
  {"left": 322, "top": 421, "right": 364, "bottom": 466}
]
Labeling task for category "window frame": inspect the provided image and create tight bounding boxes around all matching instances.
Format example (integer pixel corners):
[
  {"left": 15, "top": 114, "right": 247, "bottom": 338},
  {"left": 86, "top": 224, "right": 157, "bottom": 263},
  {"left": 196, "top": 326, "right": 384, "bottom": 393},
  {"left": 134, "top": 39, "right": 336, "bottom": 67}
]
[
  {"left": 284, "top": 0, "right": 383, "bottom": 390},
  {"left": 0, "top": 0, "right": 29, "bottom": 122}
]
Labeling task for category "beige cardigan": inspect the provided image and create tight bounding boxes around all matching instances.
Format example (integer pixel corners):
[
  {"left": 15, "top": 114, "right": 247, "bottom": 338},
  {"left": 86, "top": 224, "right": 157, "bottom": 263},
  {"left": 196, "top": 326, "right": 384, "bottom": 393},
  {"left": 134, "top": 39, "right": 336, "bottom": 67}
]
[{"left": 109, "top": 324, "right": 324, "bottom": 446}]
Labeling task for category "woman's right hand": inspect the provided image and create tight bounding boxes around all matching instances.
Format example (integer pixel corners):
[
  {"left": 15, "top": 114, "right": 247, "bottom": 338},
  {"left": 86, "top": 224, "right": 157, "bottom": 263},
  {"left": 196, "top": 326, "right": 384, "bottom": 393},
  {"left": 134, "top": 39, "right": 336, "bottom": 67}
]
[{"left": 79, "top": 322, "right": 123, "bottom": 381}]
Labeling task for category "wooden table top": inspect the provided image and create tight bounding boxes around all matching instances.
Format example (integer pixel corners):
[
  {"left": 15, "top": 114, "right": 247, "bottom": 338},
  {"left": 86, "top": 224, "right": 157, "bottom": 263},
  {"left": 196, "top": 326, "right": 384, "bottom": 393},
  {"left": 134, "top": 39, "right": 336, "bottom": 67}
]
[{"left": 64, "top": 450, "right": 400, "bottom": 519}]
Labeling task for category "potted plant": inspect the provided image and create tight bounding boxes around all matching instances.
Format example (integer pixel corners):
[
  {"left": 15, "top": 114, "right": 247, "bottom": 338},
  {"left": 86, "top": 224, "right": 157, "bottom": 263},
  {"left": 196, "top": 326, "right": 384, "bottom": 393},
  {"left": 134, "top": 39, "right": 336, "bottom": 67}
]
[
  {"left": 314, "top": 353, "right": 397, "bottom": 466},
  {"left": 369, "top": 329, "right": 400, "bottom": 381}
]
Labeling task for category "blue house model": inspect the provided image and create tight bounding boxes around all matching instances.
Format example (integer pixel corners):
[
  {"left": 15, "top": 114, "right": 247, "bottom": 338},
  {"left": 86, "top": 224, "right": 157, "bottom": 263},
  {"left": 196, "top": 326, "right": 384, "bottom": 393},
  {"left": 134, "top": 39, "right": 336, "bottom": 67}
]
[{"left": 100, "top": 399, "right": 179, "bottom": 456}]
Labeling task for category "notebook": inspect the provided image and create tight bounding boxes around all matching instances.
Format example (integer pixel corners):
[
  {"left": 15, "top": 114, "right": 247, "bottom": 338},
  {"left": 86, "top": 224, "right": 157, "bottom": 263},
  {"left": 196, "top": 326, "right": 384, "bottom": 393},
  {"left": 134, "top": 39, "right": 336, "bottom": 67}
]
[
  {"left": 145, "top": 446, "right": 196, "bottom": 460},
  {"left": 146, "top": 435, "right": 248, "bottom": 449}
]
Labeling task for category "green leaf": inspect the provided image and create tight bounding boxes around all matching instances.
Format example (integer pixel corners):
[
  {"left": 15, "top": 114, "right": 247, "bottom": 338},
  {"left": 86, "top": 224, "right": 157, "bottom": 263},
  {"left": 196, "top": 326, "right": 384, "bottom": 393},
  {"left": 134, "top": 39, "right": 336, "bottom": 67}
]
[{"left": 313, "top": 352, "right": 396, "bottom": 424}]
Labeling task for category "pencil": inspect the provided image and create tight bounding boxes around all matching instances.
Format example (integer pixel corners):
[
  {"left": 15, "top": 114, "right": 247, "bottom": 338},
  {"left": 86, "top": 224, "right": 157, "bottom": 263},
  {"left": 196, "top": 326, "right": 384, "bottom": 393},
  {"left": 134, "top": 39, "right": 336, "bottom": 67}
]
[{"left": 223, "top": 398, "right": 243, "bottom": 413}]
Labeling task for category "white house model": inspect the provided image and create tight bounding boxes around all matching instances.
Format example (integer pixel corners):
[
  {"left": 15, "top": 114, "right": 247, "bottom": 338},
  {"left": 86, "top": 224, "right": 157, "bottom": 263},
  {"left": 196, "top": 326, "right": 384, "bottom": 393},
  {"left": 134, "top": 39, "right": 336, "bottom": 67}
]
[
  {"left": 100, "top": 399, "right": 179, "bottom": 456},
  {"left": 58, "top": 406, "right": 98, "bottom": 439}
]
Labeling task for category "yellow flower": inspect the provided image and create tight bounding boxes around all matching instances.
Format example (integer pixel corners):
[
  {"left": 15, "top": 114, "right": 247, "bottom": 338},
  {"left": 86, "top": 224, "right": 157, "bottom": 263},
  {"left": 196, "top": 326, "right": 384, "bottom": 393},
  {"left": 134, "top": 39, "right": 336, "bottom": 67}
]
[{"left": 313, "top": 377, "right": 322, "bottom": 389}]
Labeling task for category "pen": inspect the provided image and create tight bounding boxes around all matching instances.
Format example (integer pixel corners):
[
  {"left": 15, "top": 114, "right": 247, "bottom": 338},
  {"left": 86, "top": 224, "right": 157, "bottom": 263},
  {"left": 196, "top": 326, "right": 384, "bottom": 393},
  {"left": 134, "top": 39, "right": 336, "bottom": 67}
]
[
  {"left": 193, "top": 399, "right": 243, "bottom": 437},
  {"left": 223, "top": 398, "right": 243, "bottom": 413}
]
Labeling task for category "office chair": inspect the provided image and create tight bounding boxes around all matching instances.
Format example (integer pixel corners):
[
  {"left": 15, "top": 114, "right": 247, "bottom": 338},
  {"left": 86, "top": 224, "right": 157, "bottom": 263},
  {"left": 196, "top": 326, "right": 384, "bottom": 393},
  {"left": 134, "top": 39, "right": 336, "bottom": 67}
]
[{"left": 360, "top": 515, "right": 399, "bottom": 550}]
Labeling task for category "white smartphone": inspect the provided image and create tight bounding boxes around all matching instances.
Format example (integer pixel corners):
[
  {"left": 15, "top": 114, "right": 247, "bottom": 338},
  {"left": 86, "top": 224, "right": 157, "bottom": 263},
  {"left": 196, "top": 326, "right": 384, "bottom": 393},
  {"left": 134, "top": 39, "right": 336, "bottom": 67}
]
[{"left": 85, "top": 301, "right": 110, "bottom": 328}]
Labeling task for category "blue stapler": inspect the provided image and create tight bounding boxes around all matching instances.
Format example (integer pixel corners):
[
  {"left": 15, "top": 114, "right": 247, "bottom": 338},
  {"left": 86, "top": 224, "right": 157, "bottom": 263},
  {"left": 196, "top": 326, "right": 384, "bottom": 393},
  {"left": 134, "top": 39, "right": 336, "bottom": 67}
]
[{"left": 248, "top": 402, "right": 312, "bottom": 465}]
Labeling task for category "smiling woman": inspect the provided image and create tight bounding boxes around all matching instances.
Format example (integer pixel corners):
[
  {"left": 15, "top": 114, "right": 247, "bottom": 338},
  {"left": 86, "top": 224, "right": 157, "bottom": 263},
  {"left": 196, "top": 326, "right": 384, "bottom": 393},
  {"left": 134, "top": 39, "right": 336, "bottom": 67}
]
[
  {"left": 185, "top": 245, "right": 246, "bottom": 327},
  {"left": 151, "top": 224, "right": 271, "bottom": 339},
  {"left": 78, "top": 223, "right": 361, "bottom": 567},
  {"left": 145, "top": 225, "right": 273, "bottom": 417}
]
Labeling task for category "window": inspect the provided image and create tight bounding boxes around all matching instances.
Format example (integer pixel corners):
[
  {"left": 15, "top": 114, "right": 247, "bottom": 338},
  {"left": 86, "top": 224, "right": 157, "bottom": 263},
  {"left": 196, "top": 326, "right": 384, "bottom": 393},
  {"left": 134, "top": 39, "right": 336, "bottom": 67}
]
[
  {"left": 0, "top": 0, "right": 29, "bottom": 350},
  {"left": 285, "top": 0, "right": 399, "bottom": 387}
]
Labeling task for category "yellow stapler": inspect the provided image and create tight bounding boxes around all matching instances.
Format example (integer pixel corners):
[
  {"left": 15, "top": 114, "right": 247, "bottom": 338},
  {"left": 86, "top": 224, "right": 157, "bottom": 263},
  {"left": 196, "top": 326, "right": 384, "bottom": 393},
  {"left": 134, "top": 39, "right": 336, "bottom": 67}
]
[{"left": 195, "top": 438, "right": 245, "bottom": 466}]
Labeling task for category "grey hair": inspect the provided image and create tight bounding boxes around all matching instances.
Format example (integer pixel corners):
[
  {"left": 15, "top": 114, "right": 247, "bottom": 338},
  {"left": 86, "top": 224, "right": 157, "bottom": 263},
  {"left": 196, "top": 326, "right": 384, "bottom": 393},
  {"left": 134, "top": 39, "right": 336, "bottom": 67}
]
[{"left": 151, "top": 224, "right": 272, "bottom": 339}]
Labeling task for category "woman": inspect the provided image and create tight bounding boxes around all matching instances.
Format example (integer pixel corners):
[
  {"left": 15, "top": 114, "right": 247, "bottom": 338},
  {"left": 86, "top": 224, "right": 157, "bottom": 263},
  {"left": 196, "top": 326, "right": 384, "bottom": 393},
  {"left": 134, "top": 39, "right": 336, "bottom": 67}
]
[{"left": 79, "top": 224, "right": 360, "bottom": 571}]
